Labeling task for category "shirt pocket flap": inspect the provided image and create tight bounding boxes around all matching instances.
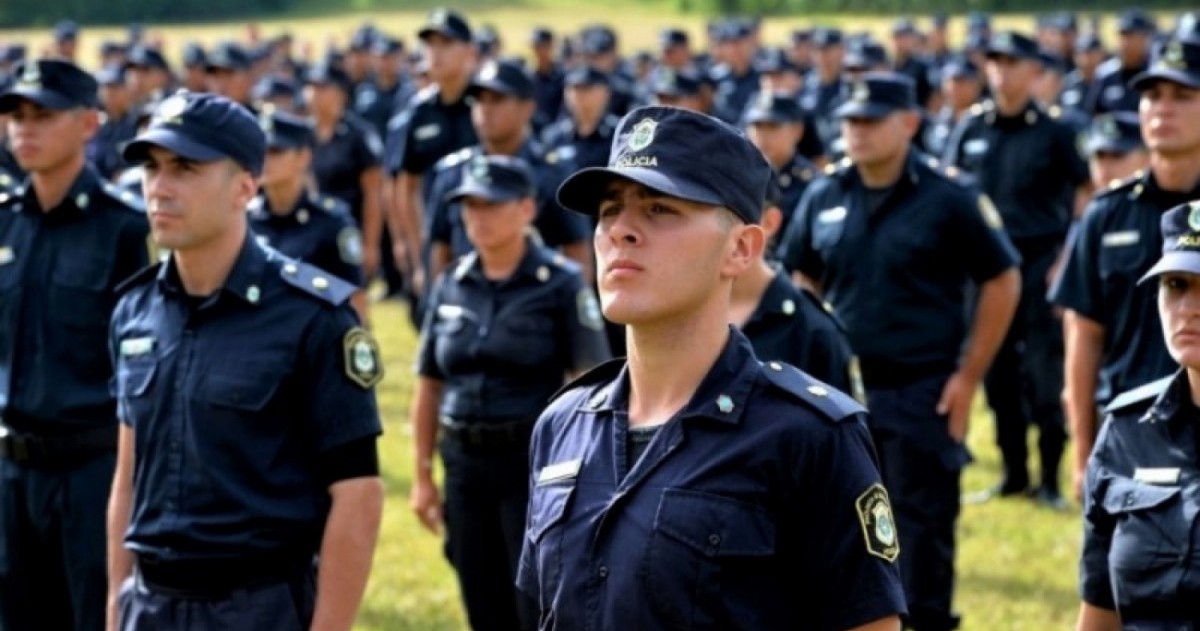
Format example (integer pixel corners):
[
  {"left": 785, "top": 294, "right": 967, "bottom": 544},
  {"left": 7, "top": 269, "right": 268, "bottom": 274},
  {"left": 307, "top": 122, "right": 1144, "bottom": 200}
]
[
  {"left": 1102, "top": 476, "right": 1181, "bottom": 514},
  {"left": 528, "top": 481, "right": 575, "bottom": 544},
  {"left": 655, "top": 488, "right": 775, "bottom": 557},
  {"left": 203, "top": 368, "right": 284, "bottom": 411}
]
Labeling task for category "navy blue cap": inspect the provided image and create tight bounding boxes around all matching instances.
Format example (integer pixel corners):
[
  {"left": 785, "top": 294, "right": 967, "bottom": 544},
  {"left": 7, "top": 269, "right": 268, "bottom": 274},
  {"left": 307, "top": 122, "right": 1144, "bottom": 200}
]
[
  {"left": 755, "top": 47, "right": 799, "bottom": 74},
  {"left": 581, "top": 26, "right": 618, "bottom": 55},
  {"left": 660, "top": 27, "right": 689, "bottom": 49},
  {"left": 651, "top": 68, "right": 702, "bottom": 97},
  {"left": 258, "top": 107, "right": 315, "bottom": 150},
  {"left": 557, "top": 106, "right": 771, "bottom": 224},
  {"left": 304, "top": 61, "right": 352, "bottom": 93},
  {"left": 95, "top": 64, "right": 127, "bottom": 86},
  {"left": 530, "top": 27, "right": 554, "bottom": 46},
  {"left": 564, "top": 65, "right": 609, "bottom": 87},
  {"left": 834, "top": 71, "right": 917, "bottom": 119},
  {"left": 1, "top": 44, "right": 26, "bottom": 65},
  {"left": 967, "top": 11, "right": 992, "bottom": 32},
  {"left": 892, "top": 18, "right": 918, "bottom": 36},
  {"left": 0, "top": 60, "right": 99, "bottom": 112},
  {"left": 1118, "top": 9, "right": 1156, "bottom": 35},
  {"left": 965, "top": 31, "right": 990, "bottom": 52},
  {"left": 54, "top": 20, "right": 79, "bottom": 42},
  {"left": 349, "top": 27, "right": 376, "bottom": 52},
  {"left": 127, "top": 45, "right": 169, "bottom": 71},
  {"left": 373, "top": 36, "right": 404, "bottom": 55},
  {"left": 845, "top": 40, "right": 889, "bottom": 70},
  {"left": 1075, "top": 33, "right": 1104, "bottom": 53},
  {"left": 182, "top": 42, "right": 207, "bottom": 67},
  {"left": 1040, "top": 50, "right": 1068, "bottom": 74},
  {"left": 941, "top": 56, "right": 980, "bottom": 80},
  {"left": 122, "top": 92, "right": 266, "bottom": 177},
  {"left": 251, "top": 76, "right": 299, "bottom": 103},
  {"left": 418, "top": 8, "right": 472, "bottom": 43},
  {"left": 986, "top": 30, "right": 1041, "bottom": 61},
  {"left": 1140, "top": 201, "right": 1200, "bottom": 283},
  {"left": 812, "top": 28, "right": 844, "bottom": 48},
  {"left": 1085, "top": 112, "right": 1144, "bottom": 155},
  {"left": 791, "top": 29, "right": 813, "bottom": 44},
  {"left": 446, "top": 154, "right": 536, "bottom": 204},
  {"left": 468, "top": 59, "right": 534, "bottom": 99},
  {"left": 475, "top": 25, "right": 501, "bottom": 55},
  {"left": 206, "top": 42, "right": 252, "bottom": 72},
  {"left": 100, "top": 41, "right": 127, "bottom": 58},
  {"left": 742, "top": 91, "right": 805, "bottom": 124},
  {"left": 714, "top": 20, "right": 752, "bottom": 43},
  {"left": 1131, "top": 37, "right": 1200, "bottom": 90}
]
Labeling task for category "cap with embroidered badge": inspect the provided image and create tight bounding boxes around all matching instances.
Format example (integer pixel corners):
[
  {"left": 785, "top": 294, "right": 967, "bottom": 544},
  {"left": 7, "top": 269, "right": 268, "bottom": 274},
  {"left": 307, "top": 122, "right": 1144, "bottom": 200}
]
[
  {"left": 1084, "top": 111, "right": 1144, "bottom": 156},
  {"left": 556, "top": 105, "right": 772, "bottom": 225},
  {"left": 418, "top": 8, "right": 472, "bottom": 43},
  {"left": 205, "top": 41, "right": 252, "bottom": 72},
  {"left": 834, "top": 71, "right": 917, "bottom": 120},
  {"left": 891, "top": 18, "right": 918, "bottom": 37},
  {"left": 100, "top": 41, "right": 127, "bottom": 58},
  {"left": 444, "top": 154, "right": 536, "bottom": 204},
  {"left": 791, "top": 29, "right": 814, "bottom": 44},
  {"left": 1130, "top": 36, "right": 1200, "bottom": 91},
  {"left": 259, "top": 106, "right": 315, "bottom": 151},
  {"left": 1, "top": 44, "right": 26, "bottom": 65},
  {"left": 986, "top": 30, "right": 1041, "bottom": 62},
  {"left": 122, "top": 91, "right": 266, "bottom": 176},
  {"left": 349, "top": 27, "right": 376, "bottom": 52},
  {"left": 467, "top": 59, "right": 534, "bottom": 100},
  {"left": 373, "top": 36, "right": 405, "bottom": 56},
  {"left": 581, "top": 26, "right": 618, "bottom": 55},
  {"left": 564, "top": 65, "right": 609, "bottom": 88},
  {"left": 0, "top": 59, "right": 100, "bottom": 112},
  {"left": 742, "top": 92, "right": 805, "bottom": 125},
  {"left": 1139, "top": 201, "right": 1200, "bottom": 283},
  {"left": 967, "top": 11, "right": 992, "bottom": 33}
]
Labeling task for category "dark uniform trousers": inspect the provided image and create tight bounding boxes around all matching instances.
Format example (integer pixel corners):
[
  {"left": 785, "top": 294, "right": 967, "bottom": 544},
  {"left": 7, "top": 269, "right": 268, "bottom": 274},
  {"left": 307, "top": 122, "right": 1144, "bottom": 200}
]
[
  {"left": 0, "top": 451, "right": 114, "bottom": 631},
  {"left": 865, "top": 371, "right": 969, "bottom": 631},
  {"left": 117, "top": 566, "right": 316, "bottom": 630},
  {"left": 983, "top": 237, "right": 1067, "bottom": 492}
]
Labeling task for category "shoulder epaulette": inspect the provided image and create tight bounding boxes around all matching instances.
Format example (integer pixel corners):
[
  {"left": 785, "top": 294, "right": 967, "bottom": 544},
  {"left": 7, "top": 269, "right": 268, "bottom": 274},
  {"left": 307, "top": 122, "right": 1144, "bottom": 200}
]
[
  {"left": 1104, "top": 375, "right": 1173, "bottom": 416},
  {"left": 315, "top": 194, "right": 350, "bottom": 216},
  {"left": 1101, "top": 171, "right": 1143, "bottom": 194},
  {"left": 548, "top": 357, "right": 625, "bottom": 405},
  {"left": 279, "top": 258, "right": 356, "bottom": 306},
  {"left": 760, "top": 361, "right": 863, "bottom": 422},
  {"left": 101, "top": 181, "right": 145, "bottom": 213}
]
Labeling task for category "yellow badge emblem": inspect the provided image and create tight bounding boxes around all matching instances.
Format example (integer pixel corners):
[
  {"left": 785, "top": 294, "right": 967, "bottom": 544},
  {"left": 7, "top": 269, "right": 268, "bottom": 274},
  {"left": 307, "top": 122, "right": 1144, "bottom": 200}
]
[
  {"left": 978, "top": 195, "right": 1004, "bottom": 230},
  {"left": 343, "top": 327, "right": 383, "bottom": 389},
  {"left": 856, "top": 483, "right": 899, "bottom": 563}
]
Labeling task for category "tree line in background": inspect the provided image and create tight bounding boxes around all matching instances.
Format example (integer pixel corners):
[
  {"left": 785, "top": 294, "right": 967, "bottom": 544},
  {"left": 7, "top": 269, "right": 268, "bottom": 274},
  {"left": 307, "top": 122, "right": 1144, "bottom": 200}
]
[{"left": 0, "top": 0, "right": 1189, "bottom": 28}]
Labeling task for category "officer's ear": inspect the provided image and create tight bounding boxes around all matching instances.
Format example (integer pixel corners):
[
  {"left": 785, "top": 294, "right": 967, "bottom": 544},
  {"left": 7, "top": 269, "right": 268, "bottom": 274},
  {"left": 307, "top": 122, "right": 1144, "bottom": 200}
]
[
  {"left": 518, "top": 196, "right": 537, "bottom": 223},
  {"left": 899, "top": 110, "right": 921, "bottom": 138},
  {"left": 721, "top": 212, "right": 765, "bottom": 281},
  {"left": 229, "top": 162, "right": 258, "bottom": 212},
  {"left": 760, "top": 204, "right": 783, "bottom": 241},
  {"left": 76, "top": 107, "right": 100, "bottom": 142}
]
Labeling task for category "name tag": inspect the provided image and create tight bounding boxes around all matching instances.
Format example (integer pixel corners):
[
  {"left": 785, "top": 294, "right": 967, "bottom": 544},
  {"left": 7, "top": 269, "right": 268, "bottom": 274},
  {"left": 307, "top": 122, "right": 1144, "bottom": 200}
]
[
  {"left": 0, "top": 246, "right": 12, "bottom": 265},
  {"left": 1134, "top": 467, "right": 1180, "bottom": 485},
  {"left": 436, "top": 304, "right": 464, "bottom": 319},
  {"left": 817, "top": 206, "right": 847, "bottom": 224},
  {"left": 537, "top": 459, "right": 582, "bottom": 484},
  {"left": 1101, "top": 230, "right": 1140, "bottom": 247},
  {"left": 964, "top": 139, "right": 989, "bottom": 155},
  {"left": 414, "top": 124, "right": 441, "bottom": 141},
  {"left": 119, "top": 337, "right": 156, "bottom": 357}
]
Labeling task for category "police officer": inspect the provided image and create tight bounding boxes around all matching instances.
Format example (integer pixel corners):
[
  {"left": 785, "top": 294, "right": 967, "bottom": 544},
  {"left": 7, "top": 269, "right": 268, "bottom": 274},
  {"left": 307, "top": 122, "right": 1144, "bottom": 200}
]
[
  {"left": 578, "top": 25, "right": 636, "bottom": 117},
  {"left": 384, "top": 8, "right": 477, "bottom": 299},
  {"left": 540, "top": 66, "right": 620, "bottom": 171},
  {"left": 529, "top": 27, "right": 565, "bottom": 134},
  {"left": 425, "top": 60, "right": 590, "bottom": 282},
  {"left": 742, "top": 92, "right": 816, "bottom": 246},
  {"left": 303, "top": 61, "right": 384, "bottom": 286},
  {"left": 1050, "top": 33, "right": 1200, "bottom": 500},
  {"left": 205, "top": 41, "right": 256, "bottom": 109},
  {"left": 1085, "top": 9, "right": 1156, "bottom": 116},
  {"left": 179, "top": 42, "right": 208, "bottom": 93},
  {"left": 90, "top": 64, "right": 139, "bottom": 179},
  {"left": 891, "top": 19, "right": 933, "bottom": 108},
  {"left": 648, "top": 67, "right": 705, "bottom": 113},
  {"left": 353, "top": 36, "right": 411, "bottom": 138},
  {"left": 1082, "top": 111, "right": 1148, "bottom": 190},
  {"left": 1076, "top": 200, "right": 1200, "bottom": 630},
  {"left": 801, "top": 28, "right": 847, "bottom": 152},
  {"left": 782, "top": 73, "right": 1021, "bottom": 631},
  {"left": 124, "top": 46, "right": 173, "bottom": 107},
  {"left": 925, "top": 57, "right": 983, "bottom": 158},
  {"left": 522, "top": 104, "right": 906, "bottom": 631},
  {"left": 943, "top": 31, "right": 1090, "bottom": 508},
  {"left": 0, "top": 59, "right": 149, "bottom": 631},
  {"left": 107, "top": 92, "right": 383, "bottom": 631},
  {"left": 1060, "top": 33, "right": 1104, "bottom": 115},
  {"left": 709, "top": 19, "right": 760, "bottom": 124},
  {"left": 411, "top": 154, "right": 609, "bottom": 631},
  {"left": 250, "top": 107, "right": 367, "bottom": 321},
  {"left": 52, "top": 20, "right": 80, "bottom": 63}
]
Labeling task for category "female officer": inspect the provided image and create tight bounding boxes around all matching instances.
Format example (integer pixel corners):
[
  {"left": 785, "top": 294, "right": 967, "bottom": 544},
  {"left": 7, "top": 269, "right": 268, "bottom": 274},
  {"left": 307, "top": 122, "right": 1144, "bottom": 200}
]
[
  {"left": 1078, "top": 200, "right": 1200, "bottom": 630},
  {"left": 408, "top": 154, "right": 609, "bottom": 631}
]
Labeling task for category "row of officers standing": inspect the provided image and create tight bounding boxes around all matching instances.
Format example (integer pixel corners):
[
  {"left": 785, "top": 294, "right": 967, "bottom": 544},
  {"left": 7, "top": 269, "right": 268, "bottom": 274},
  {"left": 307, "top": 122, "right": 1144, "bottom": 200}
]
[{"left": 0, "top": 11, "right": 1200, "bottom": 631}]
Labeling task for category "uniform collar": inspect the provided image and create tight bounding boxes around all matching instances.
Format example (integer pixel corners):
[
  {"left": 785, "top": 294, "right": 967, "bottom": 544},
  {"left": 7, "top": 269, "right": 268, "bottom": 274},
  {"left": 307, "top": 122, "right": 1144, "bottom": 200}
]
[
  {"left": 454, "top": 238, "right": 553, "bottom": 286},
  {"left": 745, "top": 267, "right": 799, "bottom": 326},
  {"left": 1144, "top": 368, "right": 1192, "bottom": 434},
  {"left": 836, "top": 149, "right": 922, "bottom": 190},
  {"left": 252, "top": 191, "right": 317, "bottom": 222},
  {"left": 157, "top": 232, "right": 270, "bottom": 306},
  {"left": 986, "top": 99, "right": 1042, "bottom": 126},
  {"left": 16, "top": 162, "right": 102, "bottom": 216},
  {"left": 590, "top": 326, "right": 759, "bottom": 426},
  {"left": 1129, "top": 170, "right": 1200, "bottom": 207}
]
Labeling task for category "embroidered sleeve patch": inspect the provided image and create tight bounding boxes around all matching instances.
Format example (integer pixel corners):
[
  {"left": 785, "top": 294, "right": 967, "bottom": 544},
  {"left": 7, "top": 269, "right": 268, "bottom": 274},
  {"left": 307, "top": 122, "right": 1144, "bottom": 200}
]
[
  {"left": 856, "top": 483, "right": 900, "bottom": 563},
  {"left": 343, "top": 327, "right": 383, "bottom": 389}
]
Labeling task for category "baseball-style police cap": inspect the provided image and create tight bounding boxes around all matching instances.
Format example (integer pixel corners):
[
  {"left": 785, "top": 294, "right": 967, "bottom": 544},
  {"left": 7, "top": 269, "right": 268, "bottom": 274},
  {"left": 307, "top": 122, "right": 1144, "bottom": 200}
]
[
  {"left": 892, "top": 18, "right": 918, "bottom": 37},
  {"left": 258, "top": 107, "right": 315, "bottom": 151},
  {"left": 845, "top": 40, "right": 889, "bottom": 70},
  {"left": 0, "top": 60, "right": 100, "bottom": 112},
  {"left": 812, "top": 28, "right": 844, "bottom": 48},
  {"left": 122, "top": 92, "right": 266, "bottom": 177},
  {"left": 54, "top": 20, "right": 79, "bottom": 42},
  {"left": 942, "top": 56, "right": 980, "bottom": 80},
  {"left": 304, "top": 61, "right": 352, "bottom": 93},
  {"left": 95, "top": 64, "right": 127, "bottom": 87},
  {"left": 834, "top": 72, "right": 917, "bottom": 120},
  {"left": 967, "top": 11, "right": 992, "bottom": 32},
  {"left": 1085, "top": 112, "right": 1144, "bottom": 156},
  {"left": 1117, "top": 9, "right": 1156, "bottom": 35},
  {"left": 742, "top": 92, "right": 805, "bottom": 125},
  {"left": 651, "top": 68, "right": 702, "bottom": 97},
  {"left": 100, "top": 41, "right": 127, "bottom": 58},
  {"left": 467, "top": 59, "right": 534, "bottom": 100},
  {"left": 755, "top": 48, "right": 799, "bottom": 75},
  {"left": 557, "top": 106, "right": 771, "bottom": 225},
  {"left": 660, "top": 28, "right": 689, "bottom": 49},
  {"left": 1131, "top": 37, "right": 1200, "bottom": 91},
  {"left": 206, "top": 42, "right": 252, "bottom": 72},
  {"left": 1, "top": 44, "right": 26, "bottom": 65},
  {"left": 419, "top": 9, "right": 472, "bottom": 43},
  {"left": 1140, "top": 201, "right": 1200, "bottom": 283},
  {"left": 582, "top": 26, "right": 618, "bottom": 55},
  {"left": 252, "top": 76, "right": 299, "bottom": 102},
  {"left": 445, "top": 154, "right": 536, "bottom": 204},
  {"left": 182, "top": 42, "right": 207, "bottom": 68},
  {"left": 127, "top": 46, "right": 170, "bottom": 71},
  {"left": 530, "top": 27, "right": 554, "bottom": 46},
  {"left": 791, "top": 29, "right": 814, "bottom": 44},
  {"left": 373, "top": 36, "right": 405, "bottom": 56},
  {"left": 1075, "top": 34, "right": 1104, "bottom": 53},
  {"left": 564, "top": 66, "right": 609, "bottom": 88},
  {"left": 986, "top": 31, "right": 1041, "bottom": 62}
]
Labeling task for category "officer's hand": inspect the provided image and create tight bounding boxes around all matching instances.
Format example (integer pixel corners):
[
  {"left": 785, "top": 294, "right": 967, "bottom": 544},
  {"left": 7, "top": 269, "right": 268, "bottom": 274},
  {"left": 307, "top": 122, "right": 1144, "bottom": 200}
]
[
  {"left": 936, "top": 371, "right": 977, "bottom": 443},
  {"left": 1072, "top": 466, "right": 1086, "bottom": 503},
  {"left": 410, "top": 478, "right": 443, "bottom": 534}
]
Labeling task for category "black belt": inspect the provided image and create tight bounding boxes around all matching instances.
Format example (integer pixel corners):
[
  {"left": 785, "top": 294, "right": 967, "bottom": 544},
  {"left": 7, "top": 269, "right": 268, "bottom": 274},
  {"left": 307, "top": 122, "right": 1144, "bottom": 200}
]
[
  {"left": 0, "top": 421, "right": 117, "bottom": 468},
  {"left": 137, "top": 552, "right": 313, "bottom": 600},
  {"left": 439, "top": 416, "right": 534, "bottom": 452}
]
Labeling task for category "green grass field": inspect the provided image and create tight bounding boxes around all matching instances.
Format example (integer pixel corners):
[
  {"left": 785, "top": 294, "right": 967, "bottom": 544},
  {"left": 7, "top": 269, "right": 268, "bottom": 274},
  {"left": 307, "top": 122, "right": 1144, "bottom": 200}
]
[{"left": 363, "top": 298, "right": 1080, "bottom": 631}]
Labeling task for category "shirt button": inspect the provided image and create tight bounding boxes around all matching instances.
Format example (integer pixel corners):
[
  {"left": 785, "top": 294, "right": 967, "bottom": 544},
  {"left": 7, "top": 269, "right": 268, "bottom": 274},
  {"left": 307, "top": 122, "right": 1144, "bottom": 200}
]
[
  {"left": 597, "top": 566, "right": 608, "bottom": 579},
  {"left": 708, "top": 534, "right": 721, "bottom": 546}
]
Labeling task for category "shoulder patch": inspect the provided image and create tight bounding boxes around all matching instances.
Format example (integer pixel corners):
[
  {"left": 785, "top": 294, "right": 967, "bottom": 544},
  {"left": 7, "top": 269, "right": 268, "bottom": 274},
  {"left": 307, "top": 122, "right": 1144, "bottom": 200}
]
[
  {"left": 856, "top": 484, "right": 900, "bottom": 563},
  {"left": 548, "top": 358, "right": 625, "bottom": 404},
  {"left": 1104, "top": 376, "right": 1174, "bottom": 416},
  {"left": 759, "top": 361, "right": 864, "bottom": 422},
  {"left": 279, "top": 258, "right": 357, "bottom": 305},
  {"left": 342, "top": 326, "right": 384, "bottom": 389},
  {"left": 102, "top": 182, "right": 145, "bottom": 212}
]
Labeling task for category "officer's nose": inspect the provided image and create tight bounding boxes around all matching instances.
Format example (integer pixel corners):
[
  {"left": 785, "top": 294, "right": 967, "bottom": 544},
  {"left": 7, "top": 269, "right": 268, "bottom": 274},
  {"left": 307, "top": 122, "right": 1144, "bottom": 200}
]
[{"left": 599, "top": 211, "right": 640, "bottom": 247}]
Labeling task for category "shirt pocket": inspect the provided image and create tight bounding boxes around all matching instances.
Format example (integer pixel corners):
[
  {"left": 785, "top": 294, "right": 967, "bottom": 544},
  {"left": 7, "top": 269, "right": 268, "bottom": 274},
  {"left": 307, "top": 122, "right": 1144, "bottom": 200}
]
[
  {"left": 643, "top": 488, "right": 776, "bottom": 629},
  {"left": 1096, "top": 232, "right": 1149, "bottom": 281},
  {"left": 50, "top": 254, "right": 114, "bottom": 377},
  {"left": 1101, "top": 476, "right": 1189, "bottom": 604},
  {"left": 200, "top": 363, "right": 287, "bottom": 416},
  {"left": 525, "top": 480, "right": 576, "bottom": 609},
  {"left": 114, "top": 358, "right": 157, "bottom": 424}
]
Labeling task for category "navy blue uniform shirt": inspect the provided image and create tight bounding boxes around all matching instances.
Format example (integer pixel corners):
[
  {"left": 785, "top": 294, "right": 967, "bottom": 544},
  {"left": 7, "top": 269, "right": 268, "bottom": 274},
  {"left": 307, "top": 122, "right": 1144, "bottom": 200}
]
[
  {"left": 0, "top": 165, "right": 148, "bottom": 429},
  {"left": 1080, "top": 371, "right": 1200, "bottom": 625},
  {"left": 539, "top": 113, "right": 620, "bottom": 171},
  {"left": 1050, "top": 172, "right": 1198, "bottom": 403},
  {"left": 88, "top": 110, "right": 140, "bottom": 179},
  {"left": 110, "top": 237, "right": 382, "bottom": 561},
  {"left": 943, "top": 99, "right": 1089, "bottom": 242},
  {"left": 1085, "top": 57, "right": 1147, "bottom": 116},
  {"left": 311, "top": 114, "right": 382, "bottom": 227},
  {"left": 710, "top": 64, "right": 760, "bottom": 125},
  {"left": 773, "top": 152, "right": 817, "bottom": 244},
  {"left": 384, "top": 85, "right": 477, "bottom": 177},
  {"left": 417, "top": 243, "right": 610, "bottom": 422},
  {"left": 353, "top": 77, "right": 411, "bottom": 137},
  {"left": 517, "top": 328, "right": 906, "bottom": 630},
  {"left": 426, "top": 143, "right": 589, "bottom": 257},
  {"left": 782, "top": 151, "right": 1019, "bottom": 376},
  {"left": 532, "top": 64, "right": 565, "bottom": 133},
  {"left": 248, "top": 192, "right": 365, "bottom": 287}
]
